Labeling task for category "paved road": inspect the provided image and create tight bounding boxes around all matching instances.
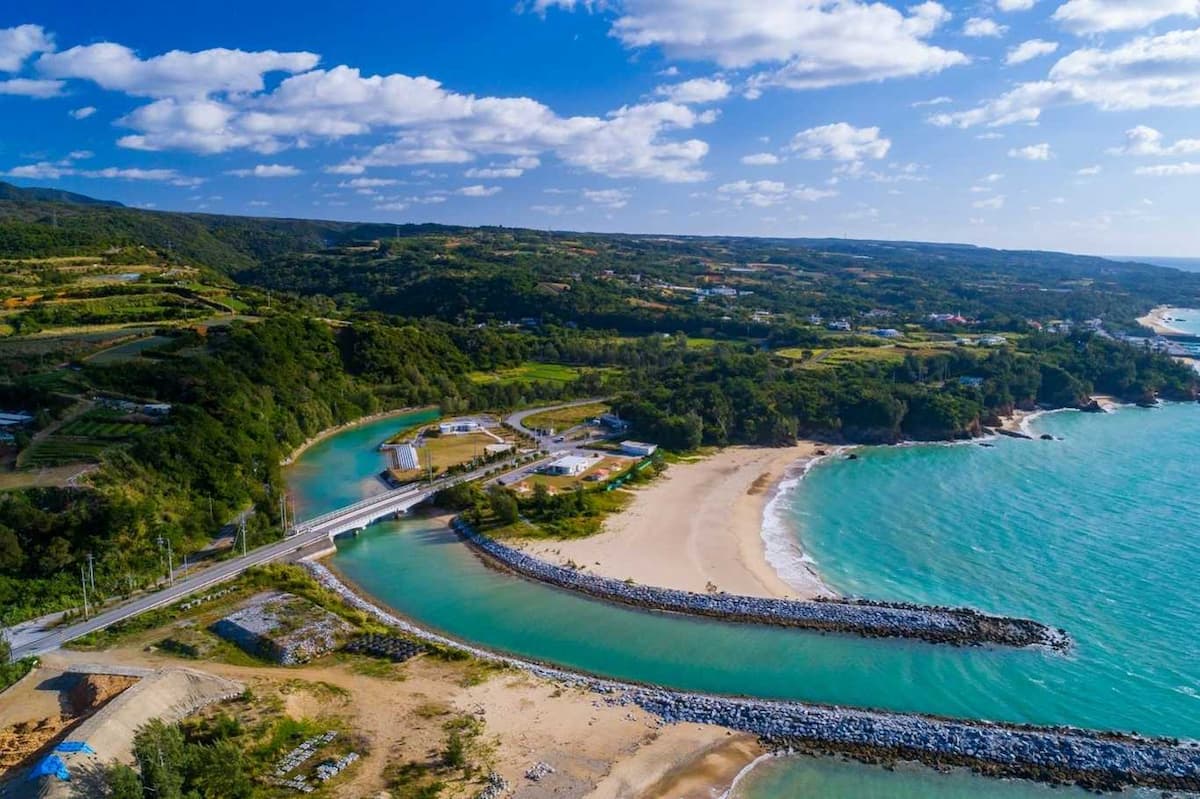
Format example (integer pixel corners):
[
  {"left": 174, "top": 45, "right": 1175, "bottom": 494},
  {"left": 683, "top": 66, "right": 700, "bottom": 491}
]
[
  {"left": 9, "top": 527, "right": 333, "bottom": 660},
  {"left": 6, "top": 399, "right": 613, "bottom": 661}
]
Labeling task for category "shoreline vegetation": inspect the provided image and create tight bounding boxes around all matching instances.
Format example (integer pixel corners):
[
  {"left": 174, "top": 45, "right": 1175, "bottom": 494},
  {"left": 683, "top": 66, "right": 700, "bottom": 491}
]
[{"left": 279, "top": 404, "right": 438, "bottom": 466}]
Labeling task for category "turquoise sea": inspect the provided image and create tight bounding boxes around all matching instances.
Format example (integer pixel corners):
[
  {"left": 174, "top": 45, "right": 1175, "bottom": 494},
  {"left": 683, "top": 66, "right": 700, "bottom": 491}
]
[{"left": 290, "top": 403, "right": 1200, "bottom": 797}]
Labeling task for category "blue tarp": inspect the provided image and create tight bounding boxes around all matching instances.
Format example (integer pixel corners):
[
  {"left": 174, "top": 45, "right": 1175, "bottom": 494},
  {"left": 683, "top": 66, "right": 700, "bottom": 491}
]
[
  {"left": 53, "top": 741, "right": 95, "bottom": 754},
  {"left": 28, "top": 754, "right": 69, "bottom": 781}
]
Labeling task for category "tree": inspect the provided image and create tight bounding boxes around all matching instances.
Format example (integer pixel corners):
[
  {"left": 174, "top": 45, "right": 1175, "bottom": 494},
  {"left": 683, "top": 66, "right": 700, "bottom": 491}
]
[
  {"left": 133, "top": 720, "right": 186, "bottom": 799},
  {"left": 487, "top": 486, "right": 519, "bottom": 525},
  {"left": 0, "top": 525, "right": 23, "bottom": 572},
  {"left": 107, "top": 764, "right": 143, "bottom": 799}
]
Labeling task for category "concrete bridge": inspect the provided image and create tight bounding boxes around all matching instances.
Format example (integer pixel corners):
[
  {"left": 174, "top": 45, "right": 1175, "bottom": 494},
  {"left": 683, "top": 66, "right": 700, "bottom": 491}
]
[{"left": 291, "top": 479, "right": 450, "bottom": 539}]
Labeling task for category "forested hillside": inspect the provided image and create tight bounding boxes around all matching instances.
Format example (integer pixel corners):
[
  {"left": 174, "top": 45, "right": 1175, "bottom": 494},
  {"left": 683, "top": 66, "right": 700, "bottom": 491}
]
[{"left": 1, "top": 187, "right": 1196, "bottom": 623}]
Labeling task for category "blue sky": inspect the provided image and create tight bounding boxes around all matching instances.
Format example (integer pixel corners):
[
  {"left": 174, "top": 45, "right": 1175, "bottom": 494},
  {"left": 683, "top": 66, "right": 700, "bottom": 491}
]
[{"left": 2, "top": 0, "right": 1200, "bottom": 256}]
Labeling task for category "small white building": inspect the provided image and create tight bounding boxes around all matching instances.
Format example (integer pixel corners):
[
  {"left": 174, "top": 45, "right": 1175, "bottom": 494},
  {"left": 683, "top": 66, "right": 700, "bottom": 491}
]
[
  {"left": 620, "top": 441, "right": 658, "bottom": 457},
  {"left": 439, "top": 420, "right": 480, "bottom": 435},
  {"left": 978, "top": 335, "right": 1009, "bottom": 347},
  {"left": 544, "top": 455, "right": 590, "bottom": 476}
]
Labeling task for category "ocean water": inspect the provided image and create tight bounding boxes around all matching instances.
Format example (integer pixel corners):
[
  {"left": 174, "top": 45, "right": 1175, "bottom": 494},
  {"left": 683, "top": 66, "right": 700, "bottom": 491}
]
[
  {"left": 291, "top": 403, "right": 1200, "bottom": 797},
  {"left": 1158, "top": 306, "right": 1200, "bottom": 336}
]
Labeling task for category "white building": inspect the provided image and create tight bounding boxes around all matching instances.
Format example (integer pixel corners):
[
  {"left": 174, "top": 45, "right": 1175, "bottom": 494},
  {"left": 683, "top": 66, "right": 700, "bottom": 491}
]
[
  {"left": 620, "top": 441, "right": 658, "bottom": 457},
  {"left": 439, "top": 420, "right": 480, "bottom": 435},
  {"left": 978, "top": 335, "right": 1009, "bottom": 347},
  {"left": 544, "top": 456, "right": 590, "bottom": 476}
]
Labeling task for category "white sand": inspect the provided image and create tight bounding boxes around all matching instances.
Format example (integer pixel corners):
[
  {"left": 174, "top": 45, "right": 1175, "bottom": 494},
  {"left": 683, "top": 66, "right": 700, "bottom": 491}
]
[
  {"left": 522, "top": 444, "right": 835, "bottom": 599},
  {"left": 1138, "top": 306, "right": 1186, "bottom": 336}
]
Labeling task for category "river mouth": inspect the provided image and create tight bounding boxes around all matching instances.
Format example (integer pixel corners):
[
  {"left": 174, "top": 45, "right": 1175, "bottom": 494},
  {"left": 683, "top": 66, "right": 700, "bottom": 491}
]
[{"left": 289, "top": 404, "right": 1200, "bottom": 741}]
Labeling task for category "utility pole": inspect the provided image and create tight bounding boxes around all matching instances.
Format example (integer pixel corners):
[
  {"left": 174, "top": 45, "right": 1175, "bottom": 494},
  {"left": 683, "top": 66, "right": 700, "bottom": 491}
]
[
  {"left": 81, "top": 565, "right": 90, "bottom": 620},
  {"left": 239, "top": 517, "right": 248, "bottom": 557},
  {"left": 157, "top": 536, "right": 174, "bottom": 587},
  {"left": 86, "top": 552, "right": 96, "bottom": 595}
]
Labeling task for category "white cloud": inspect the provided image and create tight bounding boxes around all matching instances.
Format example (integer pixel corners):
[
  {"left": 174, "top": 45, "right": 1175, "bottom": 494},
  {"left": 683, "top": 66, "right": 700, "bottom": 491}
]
[
  {"left": 225, "top": 163, "right": 302, "bottom": 177},
  {"left": 1052, "top": 0, "right": 1200, "bottom": 34},
  {"left": 911, "top": 95, "right": 953, "bottom": 107},
  {"left": 594, "top": 0, "right": 966, "bottom": 93},
  {"left": 1135, "top": 161, "right": 1200, "bottom": 176},
  {"left": 973, "top": 194, "right": 1006, "bottom": 209},
  {"left": 716, "top": 179, "right": 835, "bottom": 207},
  {"left": 374, "top": 201, "right": 410, "bottom": 211},
  {"left": 964, "top": 17, "right": 1008, "bottom": 37},
  {"left": 0, "top": 24, "right": 53, "bottom": 72},
  {"left": 998, "top": 0, "right": 1037, "bottom": 10},
  {"left": 1077, "top": 164, "right": 1102, "bottom": 175},
  {"left": 1009, "top": 142, "right": 1052, "bottom": 160},
  {"left": 0, "top": 78, "right": 63, "bottom": 98},
  {"left": 3, "top": 161, "right": 200, "bottom": 185},
  {"left": 458, "top": 184, "right": 501, "bottom": 197},
  {"left": 741, "top": 152, "right": 780, "bottom": 165},
  {"left": 37, "top": 43, "right": 319, "bottom": 98},
  {"left": 1006, "top": 39, "right": 1058, "bottom": 65},
  {"left": 338, "top": 177, "right": 398, "bottom": 188},
  {"left": 102, "top": 61, "right": 714, "bottom": 182},
  {"left": 464, "top": 156, "right": 541, "bottom": 179},
  {"left": 70, "top": 105, "right": 97, "bottom": 119},
  {"left": 930, "top": 28, "right": 1200, "bottom": 128},
  {"left": 654, "top": 77, "right": 731, "bottom": 104},
  {"left": 1109, "top": 125, "right": 1200, "bottom": 156},
  {"left": 789, "top": 123, "right": 890, "bottom": 161},
  {"left": 976, "top": 132, "right": 1004, "bottom": 140},
  {"left": 582, "top": 188, "right": 631, "bottom": 208}
]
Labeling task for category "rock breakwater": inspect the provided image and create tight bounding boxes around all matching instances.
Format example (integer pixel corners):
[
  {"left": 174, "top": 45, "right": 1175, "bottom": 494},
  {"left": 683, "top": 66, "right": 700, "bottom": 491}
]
[
  {"left": 304, "top": 559, "right": 1198, "bottom": 793},
  {"left": 627, "top": 690, "right": 1200, "bottom": 792},
  {"left": 453, "top": 520, "right": 1069, "bottom": 650}
]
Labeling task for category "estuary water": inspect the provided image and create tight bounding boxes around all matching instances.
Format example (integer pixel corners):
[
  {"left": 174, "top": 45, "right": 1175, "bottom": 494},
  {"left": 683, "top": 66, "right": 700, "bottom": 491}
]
[{"left": 289, "top": 404, "right": 1200, "bottom": 797}]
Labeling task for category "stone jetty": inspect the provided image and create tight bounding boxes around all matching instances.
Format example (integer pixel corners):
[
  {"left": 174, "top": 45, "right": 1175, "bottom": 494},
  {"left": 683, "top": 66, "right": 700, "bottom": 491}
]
[
  {"left": 453, "top": 520, "right": 1069, "bottom": 650},
  {"left": 303, "top": 560, "right": 1199, "bottom": 793},
  {"left": 627, "top": 690, "right": 1200, "bottom": 792}
]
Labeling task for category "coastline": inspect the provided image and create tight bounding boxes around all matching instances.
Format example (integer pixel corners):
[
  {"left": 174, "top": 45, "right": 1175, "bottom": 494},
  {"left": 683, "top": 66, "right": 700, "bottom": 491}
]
[
  {"left": 1138, "top": 305, "right": 1188, "bottom": 336},
  {"left": 303, "top": 557, "right": 1199, "bottom": 794},
  {"left": 279, "top": 405, "right": 436, "bottom": 466},
  {"left": 521, "top": 443, "right": 836, "bottom": 600}
]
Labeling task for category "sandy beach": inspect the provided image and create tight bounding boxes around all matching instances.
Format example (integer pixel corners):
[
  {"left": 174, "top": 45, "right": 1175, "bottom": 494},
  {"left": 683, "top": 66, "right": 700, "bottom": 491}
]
[
  {"left": 522, "top": 443, "right": 835, "bottom": 600},
  {"left": 32, "top": 643, "right": 753, "bottom": 799},
  {"left": 1138, "top": 306, "right": 1187, "bottom": 336}
]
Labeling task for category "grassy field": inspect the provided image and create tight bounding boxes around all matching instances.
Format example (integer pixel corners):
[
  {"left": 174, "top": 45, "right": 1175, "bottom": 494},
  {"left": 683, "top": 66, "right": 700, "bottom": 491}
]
[
  {"left": 19, "top": 437, "right": 115, "bottom": 467},
  {"left": 391, "top": 429, "right": 512, "bottom": 480},
  {"left": 510, "top": 454, "right": 631, "bottom": 493},
  {"left": 86, "top": 334, "right": 174, "bottom": 364},
  {"left": 467, "top": 362, "right": 582, "bottom": 385},
  {"left": 59, "top": 418, "right": 151, "bottom": 439},
  {"left": 521, "top": 402, "right": 610, "bottom": 432}
]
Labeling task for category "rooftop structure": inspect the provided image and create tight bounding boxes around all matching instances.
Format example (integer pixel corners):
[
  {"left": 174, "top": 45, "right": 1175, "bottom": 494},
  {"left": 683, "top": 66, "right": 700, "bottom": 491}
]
[
  {"left": 439, "top": 419, "right": 481, "bottom": 435},
  {"left": 620, "top": 441, "right": 658, "bottom": 457},
  {"left": 544, "top": 455, "right": 591, "bottom": 476}
]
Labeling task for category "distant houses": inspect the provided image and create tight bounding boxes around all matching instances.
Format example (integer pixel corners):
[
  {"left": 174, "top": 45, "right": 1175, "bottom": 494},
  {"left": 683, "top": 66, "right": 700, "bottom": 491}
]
[
  {"left": 599, "top": 413, "right": 630, "bottom": 432},
  {"left": 871, "top": 328, "right": 902, "bottom": 339}
]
